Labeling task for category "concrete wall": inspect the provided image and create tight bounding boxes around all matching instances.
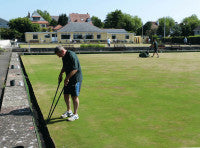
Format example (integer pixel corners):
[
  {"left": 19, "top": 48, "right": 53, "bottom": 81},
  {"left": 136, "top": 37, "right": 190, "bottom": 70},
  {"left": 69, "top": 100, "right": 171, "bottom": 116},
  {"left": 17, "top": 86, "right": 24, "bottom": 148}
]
[{"left": 0, "top": 40, "right": 11, "bottom": 48}]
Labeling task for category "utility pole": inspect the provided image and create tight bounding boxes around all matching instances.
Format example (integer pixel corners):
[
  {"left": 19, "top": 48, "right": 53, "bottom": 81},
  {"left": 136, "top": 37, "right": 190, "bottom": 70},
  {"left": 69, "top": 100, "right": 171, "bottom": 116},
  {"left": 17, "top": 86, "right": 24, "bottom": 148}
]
[
  {"left": 0, "top": 28, "right": 1, "bottom": 40},
  {"left": 164, "top": 17, "right": 166, "bottom": 38},
  {"left": 142, "top": 23, "right": 143, "bottom": 43}
]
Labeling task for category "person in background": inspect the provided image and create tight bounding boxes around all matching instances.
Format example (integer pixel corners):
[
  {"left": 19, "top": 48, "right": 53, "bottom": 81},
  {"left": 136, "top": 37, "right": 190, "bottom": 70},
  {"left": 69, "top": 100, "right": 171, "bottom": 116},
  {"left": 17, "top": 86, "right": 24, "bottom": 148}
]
[
  {"left": 151, "top": 39, "right": 159, "bottom": 58},
  {"left": 184, "top": 37, "right": 187, "bottom": 44},
  {"left": 107, "top": 38, "right": 111, "bottom": 47}
]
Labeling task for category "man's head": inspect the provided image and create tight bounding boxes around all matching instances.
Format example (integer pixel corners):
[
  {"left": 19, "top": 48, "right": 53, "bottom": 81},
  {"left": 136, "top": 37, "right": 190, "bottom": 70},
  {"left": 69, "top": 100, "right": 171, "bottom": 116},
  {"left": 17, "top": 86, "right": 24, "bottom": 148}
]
[{"left": 55, "top": 46, "right": 66, "bottom": 58}]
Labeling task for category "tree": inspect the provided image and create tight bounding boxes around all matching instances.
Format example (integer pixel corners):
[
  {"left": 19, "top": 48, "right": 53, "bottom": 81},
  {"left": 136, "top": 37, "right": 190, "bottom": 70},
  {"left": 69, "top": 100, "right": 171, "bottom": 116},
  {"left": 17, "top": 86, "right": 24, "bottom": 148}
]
[
  {"left": 137, "top": 22, "right": 150, "bottom": 36},
  {"left": 104, "top": 9, "right": 123, "bottom": 28},
  {"left": 58, "top": 14, "right": 68, "bottom": 26},
  {"left": 104, "top": 9, "right": 142, "bottom": 33},
  {"left": 171, "top": 23, "right": 182, "bottom": 37},
  {"left": 49, "top": 19, "right": 58, "bottom": 27},
  {"left": 131, "top": 15, "right": 142, "bottom": 32},
  {"left": 0, "top": 28, "right": 22, "bottom": 40},
  {"left": 157, "top": 17, "right": 175, "bottom": 37},
  {"left": 181, "top": 14, "right": 200, "bottom": 36},
  {"left": 37, "top": 9, "right": 52, "bottom": 23},
  {"left": 8, "top": 17, "right": 40, "bottom": 40},
  {"left": 41, "top": 27, "right": 48, "bottom": 32},
  {"left": 91, "top": 16, "right": 104, "bottom": 28},
  {"left": 119, "top": 14, "right": 142, "bottom": 32}
]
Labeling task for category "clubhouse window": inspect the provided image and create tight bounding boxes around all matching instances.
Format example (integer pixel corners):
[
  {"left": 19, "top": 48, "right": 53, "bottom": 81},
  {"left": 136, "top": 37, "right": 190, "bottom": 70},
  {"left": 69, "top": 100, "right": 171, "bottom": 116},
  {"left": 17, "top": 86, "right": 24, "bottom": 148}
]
[
  {"left": 97, "top": 34, "right": 101, "bottom": 39},
  {"left": 112, "top": 34, "right": 116, "bottom": 39},
  {"left": 33, "top": 17, "right": 40, "bottom": 21},
  {"left": 61, "top": 34, "right": 70, "bottom": 39},
  {"left": 52, "top": 34, "right": 57, "bottom": 37},
  {"left": 85, "top": 34, "right": 94, "bottom": 39},
  {"left": 73, "top": 34, "right": 83, "bottom": 39},
  {"left": 125, "top": 35, "right": 129, "bottom": 39},
  {"left": 44, "top": 34, "right": 50, "bottom": 38},
  {"left": 33, "top": 34, "right": 38, "bottom": 39}
]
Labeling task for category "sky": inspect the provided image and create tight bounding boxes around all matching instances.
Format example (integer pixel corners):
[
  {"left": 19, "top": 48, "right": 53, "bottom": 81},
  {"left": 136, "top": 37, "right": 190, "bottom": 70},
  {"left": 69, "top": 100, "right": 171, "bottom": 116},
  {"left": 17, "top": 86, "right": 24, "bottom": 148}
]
[{"left": 1, "top": 0, "right": 200, "bottom": 24}]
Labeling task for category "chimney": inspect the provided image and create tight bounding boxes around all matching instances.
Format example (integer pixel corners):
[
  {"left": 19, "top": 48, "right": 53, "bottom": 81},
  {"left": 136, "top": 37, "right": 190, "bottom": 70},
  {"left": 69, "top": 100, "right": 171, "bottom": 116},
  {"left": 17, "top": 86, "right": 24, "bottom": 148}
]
[{"left": 27, "top": 12, "right": 30, "bottom": 18}]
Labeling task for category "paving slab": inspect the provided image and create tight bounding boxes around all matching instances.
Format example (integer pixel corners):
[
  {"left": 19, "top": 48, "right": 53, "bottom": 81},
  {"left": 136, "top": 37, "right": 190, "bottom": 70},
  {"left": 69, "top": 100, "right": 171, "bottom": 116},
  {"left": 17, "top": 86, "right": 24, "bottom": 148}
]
[{"left": 0, "top": 52, "right": 39, "bottom": 148}]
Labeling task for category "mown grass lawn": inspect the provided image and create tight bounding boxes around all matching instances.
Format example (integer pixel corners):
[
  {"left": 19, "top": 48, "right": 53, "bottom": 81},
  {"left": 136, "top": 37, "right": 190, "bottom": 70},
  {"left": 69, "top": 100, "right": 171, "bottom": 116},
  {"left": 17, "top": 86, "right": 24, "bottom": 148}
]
[{"left": 21, "top": 52, "right": 200, "bottom": 148}]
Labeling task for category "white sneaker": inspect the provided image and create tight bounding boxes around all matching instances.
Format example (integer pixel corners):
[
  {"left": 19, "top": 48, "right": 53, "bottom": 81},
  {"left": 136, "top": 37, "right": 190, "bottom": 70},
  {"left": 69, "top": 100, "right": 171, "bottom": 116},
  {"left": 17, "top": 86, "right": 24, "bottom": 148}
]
[
  {"left": 61, "top": 111, "right": 73, "bottom": 118},
  {"left": 67, "top": 114, "right": 79, "bottom": 121}
]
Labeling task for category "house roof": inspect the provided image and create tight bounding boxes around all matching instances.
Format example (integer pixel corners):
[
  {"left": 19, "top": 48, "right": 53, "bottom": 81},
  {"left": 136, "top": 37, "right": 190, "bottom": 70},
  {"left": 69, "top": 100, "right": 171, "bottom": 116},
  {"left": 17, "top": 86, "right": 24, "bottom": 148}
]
[
  {"left": 31, "top": 11, "right": 42, "bottom": 18},
  {"left": 150, "top": 22, "right": 159, "bottom": 30},
  {"left": 51, "top": 16, "right": 59, "bottom": 22},
  {"left": 30, "top": 11, "right": 47, "bottom": 22},
  {"left": 103, "top": 29, "right": 127, "bottom": 34},
  {"left": 193, "top": 26, "right": 200, "bottom": 31},
  {"left": 58, "top": 22, "right": 104, "bottom": 33},
  {"left": 69, "top": 13, "right": 92, "bottom": 24},
  {"left": 0, "top": 18, "right": 9, "bottom": 28},
  {"left": 54, "top": 25, "right": 62, "bottom": 30},
  {"left": 32, "top": 21, "right": 48, "bottom": 24}
]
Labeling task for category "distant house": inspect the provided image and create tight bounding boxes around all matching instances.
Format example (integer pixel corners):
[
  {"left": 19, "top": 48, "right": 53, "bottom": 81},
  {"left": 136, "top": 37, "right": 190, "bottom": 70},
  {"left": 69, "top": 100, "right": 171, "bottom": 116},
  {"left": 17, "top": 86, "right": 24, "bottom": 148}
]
[
  {"left": 146, "top": 22, "right": 158, "bottom": 36},
  {"left": 29, "top": 11, "right": 49, "bottom": 28},
  {"left": 0, "top": 18, "right": 9, "bottom": 28},
  {"left": 193, "top": 26, "right": 200, "bottom": 35},
  {"left": 51, "top": 16, "right": 59, "bottom": 22},
  {"left": 150, "top": 22, "right": 159, "bottom": 29},
  {"left": 68, "top": 13, "right": 92, "bottom": 24}
]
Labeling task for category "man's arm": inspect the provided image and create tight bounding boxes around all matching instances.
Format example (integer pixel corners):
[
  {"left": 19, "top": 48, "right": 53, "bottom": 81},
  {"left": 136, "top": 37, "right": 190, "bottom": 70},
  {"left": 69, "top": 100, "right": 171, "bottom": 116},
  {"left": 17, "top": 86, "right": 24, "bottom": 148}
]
[
  {"left": 58, "top": 67, "right": 65, "bottom": 83},
  {"left": 64, "top": 69, "right": 78, "bottom": 86}
]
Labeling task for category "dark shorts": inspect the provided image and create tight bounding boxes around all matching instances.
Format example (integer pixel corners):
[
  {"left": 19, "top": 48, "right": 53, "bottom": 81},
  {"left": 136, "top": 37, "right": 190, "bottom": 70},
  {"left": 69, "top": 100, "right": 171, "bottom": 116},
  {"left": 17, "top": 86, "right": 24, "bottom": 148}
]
[
  {"left": 64, "top": 81, "right": 82, "bottom": 96},
  {"left": 154, "top": 48, "right": 158, "bottom": 53}
]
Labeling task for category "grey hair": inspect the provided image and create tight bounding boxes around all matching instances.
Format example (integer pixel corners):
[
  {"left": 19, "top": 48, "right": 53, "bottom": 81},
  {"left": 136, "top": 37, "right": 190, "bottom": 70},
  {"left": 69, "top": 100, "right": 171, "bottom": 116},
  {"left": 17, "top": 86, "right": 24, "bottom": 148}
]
[{"left": 54, "top": 46, "right": 65, "bottom": 54}]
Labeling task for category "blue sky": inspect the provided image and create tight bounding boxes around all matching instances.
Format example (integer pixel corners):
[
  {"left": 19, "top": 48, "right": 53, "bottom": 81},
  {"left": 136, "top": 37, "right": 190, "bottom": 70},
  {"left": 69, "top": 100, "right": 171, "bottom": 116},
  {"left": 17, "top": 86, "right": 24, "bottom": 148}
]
[{"left": 1, "top": 0, "right": 200, "bottom": 24}]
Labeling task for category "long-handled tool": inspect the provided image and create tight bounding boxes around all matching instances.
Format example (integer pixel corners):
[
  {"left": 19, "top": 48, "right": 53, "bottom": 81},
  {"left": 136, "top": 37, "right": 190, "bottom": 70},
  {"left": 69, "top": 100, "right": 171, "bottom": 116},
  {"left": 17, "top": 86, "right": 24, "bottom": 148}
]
[
  {"left": 46, "top": 87, "right": 64, "bottom": 123},
  {"left": 47, "top": 82, "right": 61, "bottom": 120}
]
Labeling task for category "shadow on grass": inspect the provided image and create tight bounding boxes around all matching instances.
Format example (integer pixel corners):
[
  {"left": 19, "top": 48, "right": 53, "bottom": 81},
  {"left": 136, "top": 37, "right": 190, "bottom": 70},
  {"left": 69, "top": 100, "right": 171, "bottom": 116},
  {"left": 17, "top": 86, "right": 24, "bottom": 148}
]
[{"left": 45, "top": 117, "right": 67, "bottom": 124}]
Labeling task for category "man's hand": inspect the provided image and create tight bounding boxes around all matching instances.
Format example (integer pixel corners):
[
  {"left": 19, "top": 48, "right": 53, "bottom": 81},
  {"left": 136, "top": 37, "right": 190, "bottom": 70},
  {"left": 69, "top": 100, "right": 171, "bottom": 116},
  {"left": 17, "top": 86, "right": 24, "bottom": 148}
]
[{"left": 64, "top": 78, "right": 69, "bottom": 86}]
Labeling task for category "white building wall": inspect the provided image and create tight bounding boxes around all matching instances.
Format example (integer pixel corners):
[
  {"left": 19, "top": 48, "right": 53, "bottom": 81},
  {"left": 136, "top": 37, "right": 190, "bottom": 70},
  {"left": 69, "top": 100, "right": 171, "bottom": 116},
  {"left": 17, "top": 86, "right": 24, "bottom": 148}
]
[{"left": 0, "top": 40, "right": 11, "bottom": 48}]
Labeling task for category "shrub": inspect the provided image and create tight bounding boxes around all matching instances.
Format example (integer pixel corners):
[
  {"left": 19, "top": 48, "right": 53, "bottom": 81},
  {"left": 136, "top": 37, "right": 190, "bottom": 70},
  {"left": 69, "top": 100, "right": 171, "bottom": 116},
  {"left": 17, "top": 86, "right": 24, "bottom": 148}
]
[
  {"left": 188, "top": 36, "right": 200, "bottom": 44},
  {"left": 163, "top": 36, "right": 200, "bottom": 44},
  {"left": 80, "top": 44, "right": 105, "bottom": 48},
  {"left": 0, "top": 48, "right": 4, "bottom": 53}
]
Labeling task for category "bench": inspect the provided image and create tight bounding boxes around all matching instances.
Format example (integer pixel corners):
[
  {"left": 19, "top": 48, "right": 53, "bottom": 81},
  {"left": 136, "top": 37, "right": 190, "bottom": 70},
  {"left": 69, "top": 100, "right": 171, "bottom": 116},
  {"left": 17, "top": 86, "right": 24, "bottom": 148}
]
[
  {"left": 29, "top": 40, "right": 39, "bottom": 43},
  {"left": 63, "top": 45, "right": 75, "bottom": 51},
  {"left": 63, "top": 44, "right": 74, "bottom": 48},
  {"left": 171, "top": 44, "right": 182, "bottom": 50},
  {"left": 114, "top": 44, "right": 126, "bottom": 50},
  {"left": 158, "top": 45, "right": 165, "bottom": 52}
]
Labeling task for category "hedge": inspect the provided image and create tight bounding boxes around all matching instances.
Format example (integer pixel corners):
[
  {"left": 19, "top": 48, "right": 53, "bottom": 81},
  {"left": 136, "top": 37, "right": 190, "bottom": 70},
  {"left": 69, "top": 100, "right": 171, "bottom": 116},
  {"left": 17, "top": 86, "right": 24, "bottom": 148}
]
[
  {"left": 80, "top": 44, "right": 105, "bottom": 48},
  {"left": 163, "top": 36, "right": 200, "bottom": 44}
]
